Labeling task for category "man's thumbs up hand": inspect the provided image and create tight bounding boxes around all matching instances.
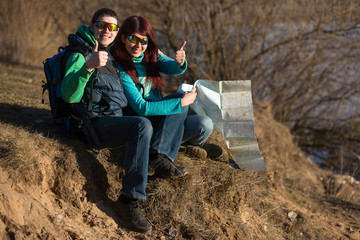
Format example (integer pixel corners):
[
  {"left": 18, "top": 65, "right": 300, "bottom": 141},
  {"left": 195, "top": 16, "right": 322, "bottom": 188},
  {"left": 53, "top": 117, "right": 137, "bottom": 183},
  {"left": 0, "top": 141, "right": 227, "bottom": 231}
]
[
  {"left": 85, "top": 40, "right": 108, "bottom": 72},
  {"left": 93, "top": 39, "right": 99, "bottom": 52},
  {"left": 176, "top": 41, "right": 186, "bottom": 66}
]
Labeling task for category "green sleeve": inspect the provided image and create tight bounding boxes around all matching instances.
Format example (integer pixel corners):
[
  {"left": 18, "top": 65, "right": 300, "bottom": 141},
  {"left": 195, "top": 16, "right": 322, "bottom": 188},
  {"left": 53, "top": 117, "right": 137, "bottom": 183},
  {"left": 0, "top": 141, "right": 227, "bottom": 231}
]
[{"left": 61, "top": 52, "right": 94, "bottom": 103}]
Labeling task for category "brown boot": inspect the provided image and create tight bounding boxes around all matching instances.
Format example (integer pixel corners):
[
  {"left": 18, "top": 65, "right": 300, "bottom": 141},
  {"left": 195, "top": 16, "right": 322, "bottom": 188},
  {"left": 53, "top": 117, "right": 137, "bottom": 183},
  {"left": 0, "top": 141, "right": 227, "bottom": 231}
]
[
  {"left": 149, "top": 153, "right": 188, "bottom": 177},
  {"left": 115, "top": 195, "right": 152, "bottom": 233},
  {"left": 182, "top": 144, "right": 223, "bottom": 160},
  {"left": 182, "top": 145, "right": 207, "bottom": 159}
]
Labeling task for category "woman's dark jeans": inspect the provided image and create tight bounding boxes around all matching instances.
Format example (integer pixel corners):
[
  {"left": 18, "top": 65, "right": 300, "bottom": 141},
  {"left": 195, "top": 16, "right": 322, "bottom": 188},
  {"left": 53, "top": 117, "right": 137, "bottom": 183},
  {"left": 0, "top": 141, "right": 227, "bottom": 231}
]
[
  {"left": 148, "top": 105, "right": 189, "bottom": 160},
  {"left": 147, "top": 93, "right": 214, "bottom": 161}
]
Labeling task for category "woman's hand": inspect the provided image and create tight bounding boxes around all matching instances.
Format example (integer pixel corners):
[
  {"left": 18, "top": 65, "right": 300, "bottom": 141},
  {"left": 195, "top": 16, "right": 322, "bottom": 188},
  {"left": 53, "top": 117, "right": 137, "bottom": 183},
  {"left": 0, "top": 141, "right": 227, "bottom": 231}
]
[
  {"left": 176, "top": 41, "right": 186, "bottom": 66},
  {"left": 181, "top": 87, "right": 197, "bottom": 106}
]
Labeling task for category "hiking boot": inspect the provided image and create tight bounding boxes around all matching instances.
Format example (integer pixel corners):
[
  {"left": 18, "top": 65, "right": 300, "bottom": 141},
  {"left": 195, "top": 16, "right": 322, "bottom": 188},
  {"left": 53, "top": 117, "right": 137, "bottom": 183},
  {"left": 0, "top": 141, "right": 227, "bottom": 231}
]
[
  {"left": 182, "top": 145, "right": 207, "bottom": 159},
  {"left": 115, "top": 195, "right": 152, "bottom": 233},
  {"left": 149, "top": 154, "right": 188, "bottom": 177},
  {"left": 202, "top": 143, "right": 223, "bottom": 159},
  {"left": 182, "top": 143, "right": 223, "bottom": 160},
  {"left": 148, "top": 162, "right": 187, "bottom": 176},
  {"left": 148, "top": 165, "right": 156, "bottom": 176}
]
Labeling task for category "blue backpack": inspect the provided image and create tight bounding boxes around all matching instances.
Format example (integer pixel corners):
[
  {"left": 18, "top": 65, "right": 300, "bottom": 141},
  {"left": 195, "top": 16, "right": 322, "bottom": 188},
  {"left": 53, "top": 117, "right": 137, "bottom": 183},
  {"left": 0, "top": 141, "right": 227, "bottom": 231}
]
[
  {"left": 42, "top": 35, "right": 102, "bottom": 154},
  {"left": 42, "top": 41, "right": 89, "bottom": 132}
]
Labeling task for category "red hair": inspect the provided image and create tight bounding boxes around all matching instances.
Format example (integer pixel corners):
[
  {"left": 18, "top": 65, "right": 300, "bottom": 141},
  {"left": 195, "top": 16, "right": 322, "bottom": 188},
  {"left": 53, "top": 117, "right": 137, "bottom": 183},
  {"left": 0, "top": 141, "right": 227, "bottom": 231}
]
[{"left": 112, "top": 16, "right": 164, "bottom": 92}]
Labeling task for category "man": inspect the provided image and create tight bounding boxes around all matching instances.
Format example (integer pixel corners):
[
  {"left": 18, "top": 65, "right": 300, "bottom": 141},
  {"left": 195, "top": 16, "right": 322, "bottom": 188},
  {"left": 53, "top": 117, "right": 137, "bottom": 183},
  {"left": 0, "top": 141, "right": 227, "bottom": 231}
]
[{"left": 61, "top": 8, "right": 153, "bottom": 233}]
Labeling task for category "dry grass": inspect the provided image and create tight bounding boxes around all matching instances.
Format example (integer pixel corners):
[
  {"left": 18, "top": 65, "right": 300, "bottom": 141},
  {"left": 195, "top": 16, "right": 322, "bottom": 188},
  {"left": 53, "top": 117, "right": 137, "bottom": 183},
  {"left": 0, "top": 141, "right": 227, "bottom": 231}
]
[
  {"left": 1, "top": 0, "right": 360, "bottom": 235},
  {"left": 1, "top": 63, "right": 359, "bottom": 239},
  {"left": 0, "top": 60, "right": 264, "bottom": 238},
  {"left": 0, "top": 124, "right": 41, "bottom": 171},
  {"left": 2, "top": 0, "right": 360, "bottom": 170},
  {"left": 144, "top": 158, "right": 263, "bottom": 238}
]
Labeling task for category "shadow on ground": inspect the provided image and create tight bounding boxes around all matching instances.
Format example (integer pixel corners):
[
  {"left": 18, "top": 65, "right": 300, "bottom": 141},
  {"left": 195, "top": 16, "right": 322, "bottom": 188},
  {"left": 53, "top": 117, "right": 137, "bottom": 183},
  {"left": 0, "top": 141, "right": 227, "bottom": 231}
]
[{"left": 0, "top": 102, "right": 127, "bottom": 222}]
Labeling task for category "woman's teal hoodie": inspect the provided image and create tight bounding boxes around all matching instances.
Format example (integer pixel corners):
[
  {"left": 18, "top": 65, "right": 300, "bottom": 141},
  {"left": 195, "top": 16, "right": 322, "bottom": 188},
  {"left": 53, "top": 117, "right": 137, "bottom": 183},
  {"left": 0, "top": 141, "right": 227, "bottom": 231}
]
[{"left": 119, "top": 53, "right": 187, "bottom": 116}]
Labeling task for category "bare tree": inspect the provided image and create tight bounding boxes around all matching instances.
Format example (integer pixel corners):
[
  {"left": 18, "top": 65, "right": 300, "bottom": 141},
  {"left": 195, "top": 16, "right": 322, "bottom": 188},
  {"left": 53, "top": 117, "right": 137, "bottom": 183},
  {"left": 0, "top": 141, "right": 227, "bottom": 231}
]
[
  {"left": 1, "top": 0, "right": 360, "bottom": 175},
  {"left": 145, "top": 0, "right": 360, "bottom": 176}
]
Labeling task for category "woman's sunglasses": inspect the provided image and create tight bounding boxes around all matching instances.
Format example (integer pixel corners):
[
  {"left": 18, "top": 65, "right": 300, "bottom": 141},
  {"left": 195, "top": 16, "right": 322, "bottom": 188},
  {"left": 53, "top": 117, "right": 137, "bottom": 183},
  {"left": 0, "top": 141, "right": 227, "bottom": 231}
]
[
  {"left": 94, "top": 21, "right": 119, "bottom": 31},
  {"left": 128, "top": 35, "right": 149, "bottom": 45}
]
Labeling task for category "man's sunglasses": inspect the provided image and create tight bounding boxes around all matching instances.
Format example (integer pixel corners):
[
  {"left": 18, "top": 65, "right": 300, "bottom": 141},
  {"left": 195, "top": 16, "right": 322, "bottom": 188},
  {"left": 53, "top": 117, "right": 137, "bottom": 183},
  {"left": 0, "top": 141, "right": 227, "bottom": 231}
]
[
  {"left": 94, "top": 21, "right": 119, "bottom": 31},
  {"left": 128, "top": 35, "right": 149, "bottom": 45}
]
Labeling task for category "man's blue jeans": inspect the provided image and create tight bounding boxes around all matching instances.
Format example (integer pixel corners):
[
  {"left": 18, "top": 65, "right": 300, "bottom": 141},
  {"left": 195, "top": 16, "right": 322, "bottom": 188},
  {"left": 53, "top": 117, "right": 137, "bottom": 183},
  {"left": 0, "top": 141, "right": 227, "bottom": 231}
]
[{"left": 92, "top": 116, "right": 153, "bottom": 200}]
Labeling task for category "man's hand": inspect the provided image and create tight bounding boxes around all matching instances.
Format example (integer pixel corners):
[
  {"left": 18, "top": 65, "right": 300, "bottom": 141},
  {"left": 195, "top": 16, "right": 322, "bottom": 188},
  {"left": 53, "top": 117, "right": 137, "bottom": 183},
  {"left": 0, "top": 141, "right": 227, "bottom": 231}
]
[
  {"left": 181, "top": 87, "right": 197, "bottom": 106},
  {"left": 85, "top": 40, "right": 108, "bottom": 72},
  {"left": 176, "top": 41, "right": 186, "bottom": 67}
]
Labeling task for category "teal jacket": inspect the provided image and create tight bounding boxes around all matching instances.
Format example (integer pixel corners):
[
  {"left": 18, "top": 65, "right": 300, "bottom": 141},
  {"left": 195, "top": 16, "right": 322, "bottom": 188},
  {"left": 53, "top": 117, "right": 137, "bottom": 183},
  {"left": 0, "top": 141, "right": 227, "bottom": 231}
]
[{"left": 119, "top": 54, "right": 187, "bottom": 116}]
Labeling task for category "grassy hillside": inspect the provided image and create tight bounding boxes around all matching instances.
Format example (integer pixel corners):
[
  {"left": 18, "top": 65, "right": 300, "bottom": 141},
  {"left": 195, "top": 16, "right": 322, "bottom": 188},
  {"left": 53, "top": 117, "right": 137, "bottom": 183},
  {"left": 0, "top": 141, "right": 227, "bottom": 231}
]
[
  {"left": 0, "top": 63, "right": 359, "bottom": 239},
  {"left": 2, "top": 0, "right": 360, "bottom": 174}
]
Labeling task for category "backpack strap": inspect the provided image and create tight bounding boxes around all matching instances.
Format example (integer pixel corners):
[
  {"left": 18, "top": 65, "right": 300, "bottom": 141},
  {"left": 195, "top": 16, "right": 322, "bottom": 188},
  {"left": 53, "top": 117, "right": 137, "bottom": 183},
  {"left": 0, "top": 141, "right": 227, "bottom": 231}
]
[
  {"left": 87, "top": 68, "right": 97, "bottom": 112},
  {"left": 68, "top": 49, "right": 103, "bottom": 156}
]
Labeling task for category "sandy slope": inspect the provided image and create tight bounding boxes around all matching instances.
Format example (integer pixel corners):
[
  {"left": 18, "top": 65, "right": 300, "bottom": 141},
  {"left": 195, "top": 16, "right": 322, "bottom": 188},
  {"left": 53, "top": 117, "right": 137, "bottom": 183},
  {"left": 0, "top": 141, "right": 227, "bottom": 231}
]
[{"left": 0, "top": 64, "right": 359, "bottom": 239}]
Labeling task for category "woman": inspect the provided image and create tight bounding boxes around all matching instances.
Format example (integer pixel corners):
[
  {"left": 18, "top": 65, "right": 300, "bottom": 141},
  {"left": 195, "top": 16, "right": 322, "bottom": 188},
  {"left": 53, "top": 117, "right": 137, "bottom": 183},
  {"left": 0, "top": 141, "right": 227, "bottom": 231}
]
[{"left": 112, "top": 16, "right": 214, "bottom": 177}]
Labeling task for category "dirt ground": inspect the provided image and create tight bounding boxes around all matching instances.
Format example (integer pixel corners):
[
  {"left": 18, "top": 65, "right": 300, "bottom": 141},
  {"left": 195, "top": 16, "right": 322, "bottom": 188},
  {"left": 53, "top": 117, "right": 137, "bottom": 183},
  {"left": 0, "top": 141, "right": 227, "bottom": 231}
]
[{"left": 0, "top": 63, "right": 359, "bottom": 239}]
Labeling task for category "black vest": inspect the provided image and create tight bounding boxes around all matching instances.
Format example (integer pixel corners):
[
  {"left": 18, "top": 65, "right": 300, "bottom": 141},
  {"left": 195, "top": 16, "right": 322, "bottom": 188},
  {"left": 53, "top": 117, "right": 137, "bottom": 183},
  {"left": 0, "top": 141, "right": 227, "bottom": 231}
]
[{"left": 73, "top": 53, "right": 128, "bottom": 118}]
